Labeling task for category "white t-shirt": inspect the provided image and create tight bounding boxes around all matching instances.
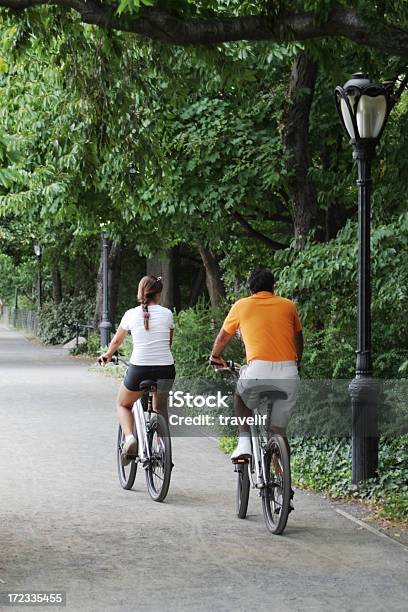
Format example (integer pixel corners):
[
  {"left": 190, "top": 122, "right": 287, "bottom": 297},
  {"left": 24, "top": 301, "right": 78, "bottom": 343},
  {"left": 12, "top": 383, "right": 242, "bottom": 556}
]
[{"left": 119, "top": 305, "right": 174, "bottom": 366}]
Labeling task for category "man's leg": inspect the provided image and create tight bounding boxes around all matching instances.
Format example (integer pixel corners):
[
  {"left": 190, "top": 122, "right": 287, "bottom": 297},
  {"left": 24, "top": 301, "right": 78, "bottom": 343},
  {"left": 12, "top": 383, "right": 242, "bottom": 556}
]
[
  {"left": 153, "top": 391, "right": 169, "bottom": 421},
  {"left": 234, "top": 392, "right": 252, "bottom": 433},
  {"left": 270, "top": 424, "right": 290, "bottom": 462},
  {"left": 231, "top": 392, "right": 253, "bottom": 459}
]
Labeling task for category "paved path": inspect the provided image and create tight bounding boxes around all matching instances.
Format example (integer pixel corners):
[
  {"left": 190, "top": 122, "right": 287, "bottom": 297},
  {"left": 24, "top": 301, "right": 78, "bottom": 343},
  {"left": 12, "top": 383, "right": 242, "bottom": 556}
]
[{"left": 0, "top": 325, "right": 407, "bottom": 612}]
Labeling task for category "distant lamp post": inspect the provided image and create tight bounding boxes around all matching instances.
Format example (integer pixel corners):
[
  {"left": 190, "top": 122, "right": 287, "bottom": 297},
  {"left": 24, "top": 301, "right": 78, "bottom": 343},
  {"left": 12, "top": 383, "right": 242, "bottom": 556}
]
[
  {"left": 334, "top": 73, "right": 400, "bottom": 483},
  {"left": 12, "top": 286, "right": 19, "bottom": 326},
  {"left": 33, "top": 241, "right": 43, "bottom": 309},
  {"left": 99, "top": 232, "right": 112, "bottom": 347}
]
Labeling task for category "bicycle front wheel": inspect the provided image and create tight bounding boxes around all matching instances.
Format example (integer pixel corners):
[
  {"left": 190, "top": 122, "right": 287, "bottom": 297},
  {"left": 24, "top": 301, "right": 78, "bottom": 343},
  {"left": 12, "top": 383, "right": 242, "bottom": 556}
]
[
  {"left": 145, "top": 414, "right": 172, "bottom": 502},
  {"left": 236, "top": 461, "right": 250, "bottom": 519},
  {"left": 261, "top": 434, "right": 291, "bottom": 535},
  {"left": 117, "top": 425, "right": 137, "bottom": 490}
]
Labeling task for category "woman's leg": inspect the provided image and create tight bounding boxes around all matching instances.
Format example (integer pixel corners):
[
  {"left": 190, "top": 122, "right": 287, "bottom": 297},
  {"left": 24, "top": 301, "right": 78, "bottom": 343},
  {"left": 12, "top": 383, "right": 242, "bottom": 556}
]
[{"left": 116, "top": 383, "right": 143, "bottom": 435}]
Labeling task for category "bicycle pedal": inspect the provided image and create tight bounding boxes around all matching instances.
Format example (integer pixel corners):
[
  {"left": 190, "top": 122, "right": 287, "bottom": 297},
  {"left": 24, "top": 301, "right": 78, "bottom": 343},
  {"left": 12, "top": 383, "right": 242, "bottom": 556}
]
[{"left": 231, "top": 456, "right": 250, "bottom": 465}]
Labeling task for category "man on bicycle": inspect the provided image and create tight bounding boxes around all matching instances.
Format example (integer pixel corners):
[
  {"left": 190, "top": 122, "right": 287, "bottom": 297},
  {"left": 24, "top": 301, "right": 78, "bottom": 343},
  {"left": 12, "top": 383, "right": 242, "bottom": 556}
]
[{"left": 210, "top": 268, "right": 303, "bottom": 460}]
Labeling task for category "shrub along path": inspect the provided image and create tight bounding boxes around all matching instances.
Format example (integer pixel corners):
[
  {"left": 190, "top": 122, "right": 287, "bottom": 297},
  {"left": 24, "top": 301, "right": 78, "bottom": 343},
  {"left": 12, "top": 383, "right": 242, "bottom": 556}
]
[{"left": 0, "top": 324, "right": 407, "bottom": 612}]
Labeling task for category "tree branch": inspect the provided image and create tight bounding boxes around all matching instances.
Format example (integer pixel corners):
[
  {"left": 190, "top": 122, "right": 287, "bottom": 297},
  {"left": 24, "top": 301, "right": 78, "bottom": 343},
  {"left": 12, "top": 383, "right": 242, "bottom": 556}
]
[
  {"left": 248, "top": 207, "right": 291, "bottom": 224},
  {"left": 231, "top": 211, "right": 286, "bottom": 250},
  {"left": 1, "top": 2, "right": 408, "bottom": 56}
]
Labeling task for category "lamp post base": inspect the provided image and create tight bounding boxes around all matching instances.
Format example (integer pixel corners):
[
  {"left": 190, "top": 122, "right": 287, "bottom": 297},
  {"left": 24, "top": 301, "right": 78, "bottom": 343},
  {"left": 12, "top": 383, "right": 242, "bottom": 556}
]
[
  {"left": 99, "top": 320, "right": 112, "bottom": 349},
  {"left": 349, "top": 375, "right": 380, "bottom": 483}
]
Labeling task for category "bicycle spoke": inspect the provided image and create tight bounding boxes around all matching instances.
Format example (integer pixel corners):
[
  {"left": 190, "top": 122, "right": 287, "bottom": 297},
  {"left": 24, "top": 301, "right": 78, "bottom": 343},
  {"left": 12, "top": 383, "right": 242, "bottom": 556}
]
[
  {"left": 117, "top": 425, "right": 137, "bottom": 490},
  {"left": 145, "top": 414, "right": 172, "bottom": 502},
  {"left": 261, "top": 435, "right": 291, "bottom": 534},
  {"left": 152, "top": 471, "right": 164, "bottom": 481}
]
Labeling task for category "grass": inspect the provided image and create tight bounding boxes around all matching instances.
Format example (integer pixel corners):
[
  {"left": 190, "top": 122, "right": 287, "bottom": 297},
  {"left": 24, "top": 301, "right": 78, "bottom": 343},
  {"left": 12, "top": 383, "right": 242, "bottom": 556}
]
[{"left": 219, "top": 435, "right": 408, "bottom": 523}]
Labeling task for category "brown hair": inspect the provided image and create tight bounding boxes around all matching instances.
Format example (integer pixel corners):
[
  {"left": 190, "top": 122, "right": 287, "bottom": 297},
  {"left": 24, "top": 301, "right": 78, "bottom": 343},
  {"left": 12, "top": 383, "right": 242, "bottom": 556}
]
[{"left": 137, "top": 275, "right": 163, "bottom": 330}]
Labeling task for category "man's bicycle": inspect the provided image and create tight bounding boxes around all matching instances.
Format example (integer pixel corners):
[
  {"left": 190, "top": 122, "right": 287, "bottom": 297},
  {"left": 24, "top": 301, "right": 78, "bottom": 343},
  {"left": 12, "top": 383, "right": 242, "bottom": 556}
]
[
  {"left": 108, "top": 356, "right": 172, "bottom": 502},
  {"left": 218, "top": 360, "right": 293, "bottom": 535}
]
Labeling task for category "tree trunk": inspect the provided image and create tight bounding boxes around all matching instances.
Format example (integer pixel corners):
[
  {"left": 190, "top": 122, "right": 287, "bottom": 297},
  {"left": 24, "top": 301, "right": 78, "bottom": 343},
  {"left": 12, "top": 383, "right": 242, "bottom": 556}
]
[
  {"left": 93, "top": 239, "right": 122, "bottom": 331},
  {"left": 52, "top": 268, "right": 62, "bottom": 303},
  {"left": 283, "top": 51, "right": 318, "bottom": 247},
  {"left": 108, "top": 243, "right": 122, "bottom": 329},
  {"left": 146, "top": 250, "right": 174, "bottom": 309},
  {"left": 188, "top": 266, "right": 206, "bottom": 307},
  {"left": 172, "top": 246, "right": 182, "bottom": 312},
  {"left": 197, "top": 244, "right": 225, "bottom": 307}
]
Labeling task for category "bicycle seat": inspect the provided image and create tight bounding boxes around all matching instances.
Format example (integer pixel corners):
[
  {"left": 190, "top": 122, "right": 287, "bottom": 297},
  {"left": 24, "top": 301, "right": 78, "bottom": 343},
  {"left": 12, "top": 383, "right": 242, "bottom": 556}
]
[{"left": 139, "top": 379, "right": 157, "bottom": 392}]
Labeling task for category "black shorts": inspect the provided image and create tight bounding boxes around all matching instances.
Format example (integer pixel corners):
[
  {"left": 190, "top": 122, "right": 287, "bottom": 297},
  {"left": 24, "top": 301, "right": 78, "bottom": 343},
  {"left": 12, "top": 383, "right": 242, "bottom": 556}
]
[{"left": 123, "top": 364, "right": 176, "bottom": 392}]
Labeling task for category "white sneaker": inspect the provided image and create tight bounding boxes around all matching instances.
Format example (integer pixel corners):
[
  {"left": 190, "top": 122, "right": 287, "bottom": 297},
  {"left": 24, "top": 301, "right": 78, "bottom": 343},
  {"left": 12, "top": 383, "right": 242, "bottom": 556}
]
[
  {"left": 231, "top": 436, "right": 252, "bottom": 461},
  {"left": 122, "top": 434, "right": 138, "bottom": 466}
]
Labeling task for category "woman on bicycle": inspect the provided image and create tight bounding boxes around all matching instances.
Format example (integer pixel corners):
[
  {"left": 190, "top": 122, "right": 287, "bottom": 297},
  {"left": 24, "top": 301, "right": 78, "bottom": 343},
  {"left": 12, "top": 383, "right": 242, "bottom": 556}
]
[{"left": 100, "top": 275, "right": 175, "bottom": 464}]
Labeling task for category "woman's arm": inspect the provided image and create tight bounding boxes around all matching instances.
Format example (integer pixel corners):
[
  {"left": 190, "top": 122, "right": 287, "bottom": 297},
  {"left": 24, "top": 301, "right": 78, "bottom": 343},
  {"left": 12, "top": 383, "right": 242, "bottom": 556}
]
[
  {"left": 100, "top": 326, "right": 128, "bottom": 364},
  {"left": 170, "top": 328, "right": 174, "bottom": 348}
]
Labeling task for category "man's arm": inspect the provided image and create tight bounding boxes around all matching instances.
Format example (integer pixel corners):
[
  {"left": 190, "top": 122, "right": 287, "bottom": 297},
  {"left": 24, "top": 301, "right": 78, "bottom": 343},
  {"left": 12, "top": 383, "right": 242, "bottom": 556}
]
[
  {"left": 295, "top": 330, "right": 304, "bottom": 368},
  {"left": 210, "top": 328, "right": 233, "bottom": 367}
]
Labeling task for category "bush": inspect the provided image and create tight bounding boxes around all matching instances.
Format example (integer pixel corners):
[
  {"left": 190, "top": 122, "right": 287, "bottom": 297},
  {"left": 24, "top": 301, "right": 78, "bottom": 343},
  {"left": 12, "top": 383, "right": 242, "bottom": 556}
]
[
  {"left": 290, "top": 437, "right": 352, "bottom": 495},
  {"left": 219, "top": 434, "right": 408, "bottom": 521},
  {"left": 219, "top": 436, "right": 237, "bottom": 454},
  {"left": 274, "top": 214, "right": 408, "bottom": 378},
  {"left": 71, "top": 330, "right": 134, "bottom": 358},
  {"left": 172, "top": 299, "right": 245, "bottom": 378},
  {"left": 291, "top": 435, "right": 408, "bottom": 521},
  {"left": 38, "top": 294, "right": 94, "bottom": 345},
  {"left": 71, "top": 333, "right": 102, "bottom": 356}
]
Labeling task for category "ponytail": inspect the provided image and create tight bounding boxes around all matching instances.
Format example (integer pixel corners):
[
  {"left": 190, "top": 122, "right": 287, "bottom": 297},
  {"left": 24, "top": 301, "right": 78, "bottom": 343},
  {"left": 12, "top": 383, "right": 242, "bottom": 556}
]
[
  {"left": 137, "top": 275, "right": 163, "bottom": 331},
  {"left": 142, "top": 297, "right": 150, "bottom": 330}
]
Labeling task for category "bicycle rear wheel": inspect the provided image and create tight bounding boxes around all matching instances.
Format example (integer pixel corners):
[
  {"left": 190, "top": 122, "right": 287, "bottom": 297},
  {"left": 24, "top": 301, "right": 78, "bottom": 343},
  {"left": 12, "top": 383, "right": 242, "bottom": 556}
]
[
  {"left": 236, "top": 461, "right": 250, "bottom": 519},
  {"left": 145, "top": 414, "right": 172, "bottom": 502},
  {"left": 261, "top": 434, "right": 291, "bottom": 535},
  {"left": 117, "top": 425, "right": 137, "bottom": 490}
]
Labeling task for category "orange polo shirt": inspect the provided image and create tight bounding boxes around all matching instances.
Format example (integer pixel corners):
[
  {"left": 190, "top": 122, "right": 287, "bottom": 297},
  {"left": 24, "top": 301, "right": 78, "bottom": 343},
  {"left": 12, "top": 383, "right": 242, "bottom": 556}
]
[{"left": 223, "top": 292, "right": 302, "bottom": 363}]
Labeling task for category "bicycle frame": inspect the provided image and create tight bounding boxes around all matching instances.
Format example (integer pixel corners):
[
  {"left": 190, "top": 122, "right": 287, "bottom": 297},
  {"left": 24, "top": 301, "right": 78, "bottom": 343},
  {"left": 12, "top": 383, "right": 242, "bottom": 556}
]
[
  {"left": 132, "top": 397, "right": 152, "bottom": 463},
  {"left": 222, "top": 361, "right": 269, "bottom": 489},
  {"left": 249, "top": 408, "right": 270, "bottom": 488}
]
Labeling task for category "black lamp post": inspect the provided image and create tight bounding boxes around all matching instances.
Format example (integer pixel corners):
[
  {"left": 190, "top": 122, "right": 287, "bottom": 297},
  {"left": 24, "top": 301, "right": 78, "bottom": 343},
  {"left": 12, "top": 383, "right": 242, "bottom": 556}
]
[
  {"left": 33, "top": 242, "right": 43, "bottom": 309},
  {"left": 99, "top": 232, "right": 112, "bottom": 347},
  {"left": 12, "top": 286, "right": 19, "bottom": 326},
  {"left": 335, "top": 73, "right": 396, "bottom": 483}
]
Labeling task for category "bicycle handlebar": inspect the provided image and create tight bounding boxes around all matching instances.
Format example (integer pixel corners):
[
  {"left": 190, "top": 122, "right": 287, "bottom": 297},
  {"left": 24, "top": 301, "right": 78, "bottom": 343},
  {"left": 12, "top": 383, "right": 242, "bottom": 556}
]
[
  {"left": 98, "top": 354, "right": 129, "bottom": 367},
  {"left": 210, "top": 359, "right": 241, "bottom": 373},
  {"left": 99, "top": 354, "right": 239, "bottom": 371}
]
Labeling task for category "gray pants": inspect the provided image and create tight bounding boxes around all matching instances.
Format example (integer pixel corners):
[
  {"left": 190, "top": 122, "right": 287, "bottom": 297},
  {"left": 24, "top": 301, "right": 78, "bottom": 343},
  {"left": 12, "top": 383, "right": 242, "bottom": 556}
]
[{"left": 236, "top": 360, "right": 299, "bottom": 430}]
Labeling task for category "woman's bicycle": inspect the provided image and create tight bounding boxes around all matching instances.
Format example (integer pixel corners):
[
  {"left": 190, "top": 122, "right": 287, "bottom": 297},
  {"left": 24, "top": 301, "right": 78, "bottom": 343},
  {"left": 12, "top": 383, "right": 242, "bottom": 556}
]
[
  {"left": 217, "top": 360, "right": 293, "bottom": 535},
  {"left": 107, "top": 356, "right": 172, "bottom": 502}
]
